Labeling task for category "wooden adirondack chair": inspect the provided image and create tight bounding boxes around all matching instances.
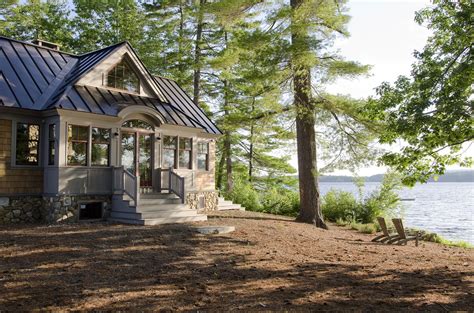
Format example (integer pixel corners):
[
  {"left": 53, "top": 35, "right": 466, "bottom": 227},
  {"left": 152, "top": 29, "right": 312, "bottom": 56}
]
[
  {"left": 387, "top": 218, "right": 420, "bottom": 246},
  {"left": 372, "top": 217, "right": 400, "bottom": 243}
]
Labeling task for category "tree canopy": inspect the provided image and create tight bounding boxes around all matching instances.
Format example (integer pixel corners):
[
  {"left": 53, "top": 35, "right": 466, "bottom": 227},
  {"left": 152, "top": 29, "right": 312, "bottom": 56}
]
[{"left": 371, "top": 0, "right": 473, "bottom": 185}]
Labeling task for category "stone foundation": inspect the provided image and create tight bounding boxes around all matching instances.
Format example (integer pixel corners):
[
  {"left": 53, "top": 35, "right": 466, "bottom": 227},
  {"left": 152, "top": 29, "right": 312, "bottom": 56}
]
[
  {"left": 186, "top": 191, "right": 218, "bottom": 212},
  {"left": 43, "top": 195, "right": 112, "bottom": 223},
  {"left": 0, "top": 196, "right": 45, "bottom": 223},
  {"left": 0, "top": 195, "right": 111, "bottom": 224}
]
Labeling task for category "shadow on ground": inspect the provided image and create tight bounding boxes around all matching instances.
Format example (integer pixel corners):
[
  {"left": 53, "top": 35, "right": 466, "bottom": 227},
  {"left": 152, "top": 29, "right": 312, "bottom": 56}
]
[{"left": 0, "top": 221, "right": 472, "bottom": 311}]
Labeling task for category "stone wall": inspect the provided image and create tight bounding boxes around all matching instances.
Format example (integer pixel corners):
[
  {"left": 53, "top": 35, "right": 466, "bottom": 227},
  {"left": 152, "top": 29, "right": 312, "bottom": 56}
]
[
  {"left": 44, "top": 195, "right": 112, "bottom": 223},
  {"left": 0, "top": 194, "right": 111, "bottom": 224},
  {"left": 0, "top": 119, "right": 43, "bottom": 194},
  {"left": 0, "top": 196, "right": 45, "bottom": 223},
  {"left": 186, "top": 191, "right": 218, "bottom": 212}
]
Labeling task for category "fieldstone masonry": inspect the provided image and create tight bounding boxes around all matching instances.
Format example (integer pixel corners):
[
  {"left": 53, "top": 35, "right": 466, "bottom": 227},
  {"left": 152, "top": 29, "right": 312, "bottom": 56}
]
[
  {"left": 187, "top": 191, "right": 218, "bottom": 212},
  {"left": 0, "top": 196, "right": 45, "bottom": 223},
  {"left": 0, "top": 195, "right": 111, "bottom": 224}
]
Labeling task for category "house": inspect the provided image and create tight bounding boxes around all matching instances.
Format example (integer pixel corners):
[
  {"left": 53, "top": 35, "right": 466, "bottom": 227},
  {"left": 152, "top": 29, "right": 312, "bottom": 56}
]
[{"left": 0, "top": 36, "right": 222, "bottom": 225}]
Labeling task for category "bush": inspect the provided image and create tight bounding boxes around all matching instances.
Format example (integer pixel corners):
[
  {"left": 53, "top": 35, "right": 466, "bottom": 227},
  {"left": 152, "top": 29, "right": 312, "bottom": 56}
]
[
  {"left": 225, "top": 178, "right": 262, "bottom": 211},
  {"left": 321, "top": 189, "right": 360, "bottom": 222},
  {"left": 261, "top": 187, "right": 300, "bottom": 217},
  {"left": 322, "top": 172, "right": 403, "bottom": 224}
]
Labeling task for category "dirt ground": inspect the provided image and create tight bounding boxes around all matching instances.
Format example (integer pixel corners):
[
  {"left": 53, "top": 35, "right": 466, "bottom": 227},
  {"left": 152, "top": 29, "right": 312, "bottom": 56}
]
[{"left": 0, "top": 210, "right": 472, "bottom": 311}]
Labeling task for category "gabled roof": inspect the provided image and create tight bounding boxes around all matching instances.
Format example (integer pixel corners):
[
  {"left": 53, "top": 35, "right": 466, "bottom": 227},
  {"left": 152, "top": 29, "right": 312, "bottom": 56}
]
[{"left": 0, "top": 36, "right": 221, "bottom": 135}]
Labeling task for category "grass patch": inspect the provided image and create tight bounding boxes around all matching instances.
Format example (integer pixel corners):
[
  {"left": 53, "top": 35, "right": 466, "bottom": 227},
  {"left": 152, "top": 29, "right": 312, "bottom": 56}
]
[{"left": 350, "top": 222, "right": 377, "bottom": 234}]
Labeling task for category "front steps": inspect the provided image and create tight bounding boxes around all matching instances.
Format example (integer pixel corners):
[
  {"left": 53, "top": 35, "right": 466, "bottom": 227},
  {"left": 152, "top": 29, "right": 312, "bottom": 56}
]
[
  {"left": 109, "top": 192, "right": 207, "bottom": 225},
  {"left": 217, "top": 197, "right": 245, "bottom": 211}
]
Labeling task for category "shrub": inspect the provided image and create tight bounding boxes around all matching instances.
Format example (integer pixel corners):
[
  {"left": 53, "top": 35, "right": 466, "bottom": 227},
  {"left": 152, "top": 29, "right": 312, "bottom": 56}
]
[
  {"left": 261, "top": 188, "right": 300, "bottom": 217},
  {"left": 225, "top": 178, "right": 262, "bottom": 211},
  {"left": 321, "top": 189, "right": 360, "bottom": 222},
  {"left": 350, "top": 222, "right": 377, "bottom": 234}
]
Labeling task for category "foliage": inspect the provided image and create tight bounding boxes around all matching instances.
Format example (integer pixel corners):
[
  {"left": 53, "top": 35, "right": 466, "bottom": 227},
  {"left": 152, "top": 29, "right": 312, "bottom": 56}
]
[
  {"left": 349, "top": 222, "right": 377, "bottom": 234},
  {"left": 322, "top": 172, "right": 403, "bottom": 224},
  {"left": 369, "top": 0, "right": 474, "bottom": 186}
]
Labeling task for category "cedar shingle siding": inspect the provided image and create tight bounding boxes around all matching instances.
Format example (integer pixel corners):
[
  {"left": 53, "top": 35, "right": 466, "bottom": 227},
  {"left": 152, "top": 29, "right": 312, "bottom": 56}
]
[{"left": 0, "top": 119, "right": 43, "bottom": 194}]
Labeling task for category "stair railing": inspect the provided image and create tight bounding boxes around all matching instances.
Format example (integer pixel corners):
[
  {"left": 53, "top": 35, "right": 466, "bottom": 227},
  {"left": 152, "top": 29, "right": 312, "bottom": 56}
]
[
  {"left": 113, "top": 166, "right": 140, "bottom": 206},
  {"left": 168, "top": 169, "right": 186, "bottom": 203}
]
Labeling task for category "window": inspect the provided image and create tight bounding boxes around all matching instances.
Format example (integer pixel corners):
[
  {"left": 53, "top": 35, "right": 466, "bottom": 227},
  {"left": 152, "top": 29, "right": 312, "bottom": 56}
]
[
  {"left": 122, "top": 120, "right": 153, "bottom": 130},
  {"left": 163, "top": 136, "right": 177, "bottom": 169},
  {"left": 16, "top": 123, "right": 40, "bottom": 166},
  {"left": 67, "top": 125, "right": 88, "bottom": 166},
  {"left": 197, "top": 142, "right": 209, "bottom": 171},
  {"left": 48, "top": 124, "right": 55, "bottom": 165},
  {"left": 179, "top": 137, "right": 192, "bottom": 169},
  {"left": 106, "top": 59, "right": 139, "bottom": 93},
  {"left": 92, "top": 128, "right": 110, "bottom": 166}
]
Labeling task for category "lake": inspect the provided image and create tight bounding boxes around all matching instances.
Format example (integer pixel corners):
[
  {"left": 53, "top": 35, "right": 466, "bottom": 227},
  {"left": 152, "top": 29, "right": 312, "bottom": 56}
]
[{"left": 319, "top": 182, "right": 474, "bottom": 245}]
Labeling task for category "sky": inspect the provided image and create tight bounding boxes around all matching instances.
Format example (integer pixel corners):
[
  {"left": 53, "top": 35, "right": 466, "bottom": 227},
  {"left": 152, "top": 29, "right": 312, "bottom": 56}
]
[{"left": 290, "top": 0, "right": 442, "bottom": 176}]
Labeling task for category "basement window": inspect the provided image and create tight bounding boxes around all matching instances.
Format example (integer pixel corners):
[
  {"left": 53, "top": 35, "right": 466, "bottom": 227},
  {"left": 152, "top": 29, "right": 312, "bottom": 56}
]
[{"left": 79, "top": 202, "right": 103, "bottom": 220}]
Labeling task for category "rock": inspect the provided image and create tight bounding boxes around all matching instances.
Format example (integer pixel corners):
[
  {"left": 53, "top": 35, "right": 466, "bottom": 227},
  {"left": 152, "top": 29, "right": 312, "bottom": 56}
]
[
  {"left": 195, "top": 226, "right": 236, "bottom": 234},
  {"left": 0, "top": 197, "right": 9, "bottom": 207}
]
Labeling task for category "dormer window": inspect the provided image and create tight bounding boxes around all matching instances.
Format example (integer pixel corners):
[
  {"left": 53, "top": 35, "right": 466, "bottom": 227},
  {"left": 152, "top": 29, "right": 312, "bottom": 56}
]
[{"left": 106, "top": 58, "right": 140, "bottom": 93}]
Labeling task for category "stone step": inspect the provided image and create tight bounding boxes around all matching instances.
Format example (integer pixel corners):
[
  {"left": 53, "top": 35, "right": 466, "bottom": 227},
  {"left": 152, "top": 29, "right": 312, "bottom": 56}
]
[
  {"left": 217, "top": 204, "right": 244, "bottom": 211},
  {"left": 137, "top": 203, "right": 189, "bottom": 211},
  {"left": 138, "top": 198, "right": 182, "bottom": 205},
  {"left": 110, "top": 209, "right": 200, "bottom": 220},
  {"left": 139, "top": 193, "right": 180, "bottom": 200},
  {"left": 108, "top": 215, "right": 207, "bottom": 226}
]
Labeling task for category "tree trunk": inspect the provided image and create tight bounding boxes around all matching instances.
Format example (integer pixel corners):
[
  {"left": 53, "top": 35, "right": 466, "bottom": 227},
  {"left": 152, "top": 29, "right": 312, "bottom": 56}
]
[
  {"left": 291, "top": 0, "right": 327, "bottom": 229},
  {"left": 216, "top": 147, "right": 226, "bottom": 190},
  {"left": 248, "top": 97, "right": 255, "bottom": 181},
  {"left": 193, "top": 0, "right": 204, "bottom": 106},
  {"left": 223, "top": 79, "right": 233, "bottom": 192}
]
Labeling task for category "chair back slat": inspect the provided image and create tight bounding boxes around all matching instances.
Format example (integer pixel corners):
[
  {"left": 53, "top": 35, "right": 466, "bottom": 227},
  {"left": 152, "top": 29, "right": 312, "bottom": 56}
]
[
  {"left": 392, "top": 218, "right": 407, "bottom": 239},
  {"left": 377, "top": 217, "right": 390, "bottom": 236}
]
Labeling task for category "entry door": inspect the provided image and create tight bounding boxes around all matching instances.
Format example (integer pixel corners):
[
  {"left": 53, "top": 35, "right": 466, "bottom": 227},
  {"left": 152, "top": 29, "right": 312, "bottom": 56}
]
[{"left": 121, "top": 132, "right": 153, "bottom": 190}]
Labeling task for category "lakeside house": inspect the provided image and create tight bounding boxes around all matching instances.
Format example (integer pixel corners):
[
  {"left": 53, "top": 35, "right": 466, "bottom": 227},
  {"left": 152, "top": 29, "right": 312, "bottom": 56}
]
[{"left": 0, "top": 36, "right": 221, "bottom": 225}]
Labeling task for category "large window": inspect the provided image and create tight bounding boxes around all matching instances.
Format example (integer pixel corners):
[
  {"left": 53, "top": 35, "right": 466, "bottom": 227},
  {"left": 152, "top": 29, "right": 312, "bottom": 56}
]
[
  {"left": 92, "top": 128, "right": 110, "bottom": 166},
  {"left": 197, "top": 142, "right": 209, "bottom": 171},
  {"left": 16, "top": 123, "right": 40, "bottom": 166},
  {"left": 179, "top": 137, "right": 192, "bottom": 169},
  {"left": 106, "top": 59, "right": 140, "bottom": 93},
  {"left": 48, "top": 124, "right": 55, "bottom": 165},
  {"left": 163, "top": 136, "right": 177, "bottom": 169},
  {"left": 67, "top": 125, "right": 88, "bottom": 166}
]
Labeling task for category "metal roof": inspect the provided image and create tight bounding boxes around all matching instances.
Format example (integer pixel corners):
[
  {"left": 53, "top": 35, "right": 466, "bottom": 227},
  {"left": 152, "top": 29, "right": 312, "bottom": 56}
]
[{"left": 0, "top": 36, "right": 221, "bottom": 135}]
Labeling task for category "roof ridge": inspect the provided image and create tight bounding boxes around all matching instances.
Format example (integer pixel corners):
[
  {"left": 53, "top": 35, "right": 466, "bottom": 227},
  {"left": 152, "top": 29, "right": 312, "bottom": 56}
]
[
  {"left": 0, "top": 36, "right": 78, "bottom": 57},
  {"left": 77, "top": 41, "right": 127, "bottom": 58}
]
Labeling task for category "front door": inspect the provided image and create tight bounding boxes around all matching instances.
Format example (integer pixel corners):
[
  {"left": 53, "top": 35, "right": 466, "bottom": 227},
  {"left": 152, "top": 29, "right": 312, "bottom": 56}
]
[{"left": 121, "top": 131, "right": 153, "bottom": 193}]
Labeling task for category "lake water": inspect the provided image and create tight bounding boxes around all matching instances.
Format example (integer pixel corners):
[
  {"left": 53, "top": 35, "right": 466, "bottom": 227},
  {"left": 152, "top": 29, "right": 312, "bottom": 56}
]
[{"left": 319, "top": 182, "right": 474, "bottom": 244}]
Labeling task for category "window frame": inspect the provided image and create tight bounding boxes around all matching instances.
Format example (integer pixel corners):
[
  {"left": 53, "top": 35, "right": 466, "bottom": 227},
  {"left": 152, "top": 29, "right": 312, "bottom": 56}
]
[
  {"left": 105, "top": 57, "right": 140, "bottom": 94},
  {"left": 67, "top": 124, "right": 89, "bottom": 167},
  {"left": 197, "top": 142, "right": 209, "bottom": 171},
  {"left": 162, "top": 135, "right": 178, "bottom": 169},
  {"left": 91, "top": 127, "right": 111, "bottom": 167},
  {"left": 178, "top": 137, "right": 193, "bottom": 170},
  {"left": 14, "top": 122, "right": 41, "bottom": 167}
]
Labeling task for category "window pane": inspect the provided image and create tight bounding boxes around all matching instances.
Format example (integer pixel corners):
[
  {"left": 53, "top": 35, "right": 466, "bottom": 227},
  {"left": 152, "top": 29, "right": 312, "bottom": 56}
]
[
  {"left": 121, "top": 132, "right": 135, "bottom": 173},
  {"left": 179, "top": 150, "right": 191, "bottom": 169},
  {"left": 48, "top": 141, "right": 55, "bottom": 166},
  {"left": 106, "top": 59, "right": 139, "bottom": 93},
  {"left": 122, "top": 120, "right": 153, "bottom": 130},
  {"left": 68, "top": 142, "right": 87, "bottom": 166},
  {"left": 179, "top": 138, "right": 192, "bottom": 150},
  {"left": 49, "top": 124, "right": 56, "bottom": 139},
  {"left": 163, "top": 136, "right": 177, "bottom": 149},
  {"left": 197, "top": 153, "right": 208, "bottom": 170},
  {"left": 92, "top": 143, "right": 109, "bottom": 166},
  {"left": 163, "top": 149, "right": 175, "bottom": 168},
  {"left": 92, "top": 127, "right": 110, "bottom": 143},
  {"left": 16, "top": 123, "right": 39, "bottom": 166},
  {"left": 198, "top": 142, "right": 208, "bottom": 154}
]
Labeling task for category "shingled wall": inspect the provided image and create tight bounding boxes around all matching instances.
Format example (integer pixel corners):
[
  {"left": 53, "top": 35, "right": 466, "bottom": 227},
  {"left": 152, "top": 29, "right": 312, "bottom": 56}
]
[{"left": 0, "top": 119, "right": 43, "bottom": 195}]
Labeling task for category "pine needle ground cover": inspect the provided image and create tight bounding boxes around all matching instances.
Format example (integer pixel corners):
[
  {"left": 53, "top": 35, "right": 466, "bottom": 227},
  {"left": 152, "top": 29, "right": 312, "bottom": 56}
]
[{"left": 1, "top": 210, "right": 472, "bottom": 311}]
